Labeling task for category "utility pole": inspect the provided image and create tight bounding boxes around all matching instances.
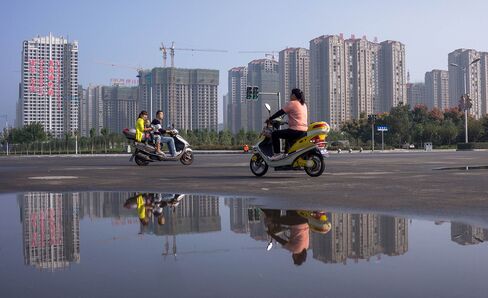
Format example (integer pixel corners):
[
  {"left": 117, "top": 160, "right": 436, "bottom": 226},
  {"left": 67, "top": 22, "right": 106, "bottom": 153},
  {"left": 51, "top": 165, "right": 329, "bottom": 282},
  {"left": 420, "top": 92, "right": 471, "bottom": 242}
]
[
  {"left": 450, "top": 58, "right": 480, "bottom": 143},
  {"left": 368, "top": 114, "right": 376, "bottom": 152},
  {"left": 0, "top": 114, "right": 8, "bottom": 156}
]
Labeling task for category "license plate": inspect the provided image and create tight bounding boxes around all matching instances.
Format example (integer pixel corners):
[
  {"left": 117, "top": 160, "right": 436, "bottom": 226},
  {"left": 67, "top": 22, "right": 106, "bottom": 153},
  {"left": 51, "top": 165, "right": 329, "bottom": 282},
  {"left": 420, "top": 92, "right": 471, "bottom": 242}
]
[{"left": 320, "top": 149, "right": 329, "bottom": 157}]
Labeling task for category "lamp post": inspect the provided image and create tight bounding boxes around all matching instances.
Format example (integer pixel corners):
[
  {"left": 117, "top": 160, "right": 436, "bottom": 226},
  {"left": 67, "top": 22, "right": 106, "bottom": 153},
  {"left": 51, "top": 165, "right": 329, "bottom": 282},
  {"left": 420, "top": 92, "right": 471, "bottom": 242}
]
[{"left": 450, "top": 57, "right": 480, "bottom": 143}]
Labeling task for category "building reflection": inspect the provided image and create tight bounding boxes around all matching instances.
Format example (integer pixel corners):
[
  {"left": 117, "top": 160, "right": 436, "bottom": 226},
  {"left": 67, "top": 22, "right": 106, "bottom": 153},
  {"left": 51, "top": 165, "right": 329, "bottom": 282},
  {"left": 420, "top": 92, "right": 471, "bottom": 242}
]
[
  {"left": 145, "top": 195, "right": 221, "bottom": 236},
  {"left": 451, "top": 223, "right": 488, "bottom": 245},
  {"left": 19, "top": 192, "right": 80, "bottom": 271},
  {"left": 225, "top": 198, "right": 409, "bottom": 265}
]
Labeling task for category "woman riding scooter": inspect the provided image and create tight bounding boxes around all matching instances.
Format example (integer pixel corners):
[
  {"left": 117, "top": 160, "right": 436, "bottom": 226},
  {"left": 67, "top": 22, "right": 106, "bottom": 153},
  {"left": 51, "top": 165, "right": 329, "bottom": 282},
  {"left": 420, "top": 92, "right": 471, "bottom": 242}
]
[{"left": 267, "top": 88, "right": 308, "bottom": 160}]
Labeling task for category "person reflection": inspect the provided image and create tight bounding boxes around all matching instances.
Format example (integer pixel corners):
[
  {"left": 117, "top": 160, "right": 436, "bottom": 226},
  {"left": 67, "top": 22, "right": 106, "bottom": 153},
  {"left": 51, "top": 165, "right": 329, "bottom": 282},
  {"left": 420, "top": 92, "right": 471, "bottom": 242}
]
[
  {"left": 263, "top": 209, "right": 331, "bottom": 266},
  {"left": 124, "top": 193, "right": 185, "bottom": 228}
]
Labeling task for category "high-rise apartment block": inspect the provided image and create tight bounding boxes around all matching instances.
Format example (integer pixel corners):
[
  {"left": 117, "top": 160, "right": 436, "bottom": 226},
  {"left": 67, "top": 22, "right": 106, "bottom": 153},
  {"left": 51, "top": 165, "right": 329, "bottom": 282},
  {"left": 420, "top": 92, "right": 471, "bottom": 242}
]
[
  {"left": 139, "top": 68, "right": 219, "bottom": 131},
  {"left": 480, "top": 52, "right": 488, "bottom": 115},
  {"left": 377, "top": 40, "right": 407, "bottom": 113},
  {"left": 279, "top": 48, "right": 310, "bottom": 116},
  {"left": 19, "top": 33, "right": 79, "bottom": 137},
  {"left": 406, "top": 83, "right": 426, "bottom": 107},
  {"left": 310, "top": 35, "right": 347, "bottom": 128},
  {"left": 227, "top": 67, "right": 248, "bottom": 133},
  {"left": 345, "top": 37, "right": 380, "bottom": 119},
  {"left": 246, "top": 59, "right": 279, "bottom": 131},
  {"left": 79, "top": 85, "right": 137, "bottom": 136},
  {"left": 424, "top": 70, "right": 449, "bottom": 110},
  {"left": 448, "top": 49, "right": 482, "bottom": 118},
  {"left": 309, "top": 35, "right": 405, "bottom": 128},
  {"left": 79, "top": 85, "right": 103, "bottom": 136}
]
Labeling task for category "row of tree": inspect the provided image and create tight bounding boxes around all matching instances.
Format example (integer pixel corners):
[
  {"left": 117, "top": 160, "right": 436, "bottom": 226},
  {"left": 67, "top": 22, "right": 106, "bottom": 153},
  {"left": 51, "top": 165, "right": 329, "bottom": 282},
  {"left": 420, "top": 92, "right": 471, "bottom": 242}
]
[
  {"left": 0, "top": 124, "right": 261, "bottom": 154},
  {"left": 340, "top": 104, "right": 488, "bottom": 148},
  {"left": 2, "top": 105, "right": 488, "bottom": 154}
]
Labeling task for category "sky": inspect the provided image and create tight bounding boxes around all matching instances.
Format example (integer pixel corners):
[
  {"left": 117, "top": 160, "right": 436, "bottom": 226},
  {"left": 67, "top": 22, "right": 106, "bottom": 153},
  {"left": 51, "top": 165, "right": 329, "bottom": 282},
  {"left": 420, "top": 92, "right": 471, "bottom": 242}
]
[{"left": 2, "top": 0, "right": 488, "bottom": 129}]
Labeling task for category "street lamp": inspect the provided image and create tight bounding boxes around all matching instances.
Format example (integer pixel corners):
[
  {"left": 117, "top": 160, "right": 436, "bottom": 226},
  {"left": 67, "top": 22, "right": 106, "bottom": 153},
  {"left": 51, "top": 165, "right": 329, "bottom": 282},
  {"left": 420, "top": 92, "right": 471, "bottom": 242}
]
[{"left": 450, "top": 57, "right": 481, "bottom": 143}]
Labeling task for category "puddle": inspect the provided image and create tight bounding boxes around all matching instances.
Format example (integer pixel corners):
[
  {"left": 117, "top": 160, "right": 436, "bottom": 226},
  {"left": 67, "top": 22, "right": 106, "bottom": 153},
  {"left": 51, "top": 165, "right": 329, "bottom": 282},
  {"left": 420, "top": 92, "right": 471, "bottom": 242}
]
[
  {"left": 434, "top": 165, "right": 488, "bottom": 171},
  {"left": 0, "top": 192, "right": 487, "bottom": 297}
]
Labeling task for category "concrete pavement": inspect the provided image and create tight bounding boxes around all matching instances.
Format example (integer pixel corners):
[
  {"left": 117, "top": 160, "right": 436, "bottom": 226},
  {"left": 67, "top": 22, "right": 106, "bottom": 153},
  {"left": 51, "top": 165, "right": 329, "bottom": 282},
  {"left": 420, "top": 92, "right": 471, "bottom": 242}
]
[{"left": 1, "top": 151, "right": 488, "bottom": 219}]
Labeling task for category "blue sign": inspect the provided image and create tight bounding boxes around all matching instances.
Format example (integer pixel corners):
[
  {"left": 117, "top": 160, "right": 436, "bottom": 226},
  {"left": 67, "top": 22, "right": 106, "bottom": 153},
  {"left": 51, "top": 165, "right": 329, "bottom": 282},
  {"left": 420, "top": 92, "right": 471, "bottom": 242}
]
[{"left": 377, "top": 126, "right": 388, "bottom": 132}]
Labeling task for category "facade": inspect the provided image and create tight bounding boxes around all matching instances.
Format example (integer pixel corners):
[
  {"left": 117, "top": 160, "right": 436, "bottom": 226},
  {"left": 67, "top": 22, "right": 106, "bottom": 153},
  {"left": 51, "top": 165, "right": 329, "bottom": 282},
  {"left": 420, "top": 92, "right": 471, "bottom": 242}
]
[
  {"left": 310, "top": 35, "right": 347, "bottom": 128},
  {"left": 79, "top": 85, "right": 103, "bottom": 136},
  {"left": 424, "top": 70, "right": 449, "bottom": 110},
  {"left": 223, "top": 94, "right": 228, "bottom": 130},
  {"left": 345, "top": 38, "right": 380, "bottom": 119},
  {"left": 20, "top": 192, "right": 80, "bottom": 271},
  {"left": 102, "top": 86, "right": 138, "bottom": 134},
  {"left": 227, "top": 67, "right": 248, "bottom": 133},
  {"left": 279, "top": 48, "right": 310, "bottom": 117},
  {"left": 406, "top": 83, "right": 426, "bottom": 107},
  {"left": 246, "top": 59, "right": 279, "bottom": 131},
  {"left": 311, "top": 213, "right": 408, "bottom": 264},
  {"left": 451, "top": 223, "right": 488, "bottom": 246},
  {"left": 448, "top": 49, "right": 482, "bottom": 118},
  {"left": 480, "top": 52, "right": 488, "bottom": 115},
  {"left": 377, "top": 40, "right": 407, "bottom": 113},
  {"left": 20, "top": 33, "right": 79, "bottom": 137},
  {"left": 139, "top": 68, "right": 219, "bottom": 131}
]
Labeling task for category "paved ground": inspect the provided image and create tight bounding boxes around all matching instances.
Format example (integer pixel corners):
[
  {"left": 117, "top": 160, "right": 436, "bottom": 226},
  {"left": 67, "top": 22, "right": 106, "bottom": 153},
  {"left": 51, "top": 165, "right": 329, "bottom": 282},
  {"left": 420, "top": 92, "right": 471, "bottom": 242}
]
[{"left": 1, "top": 151, "right": 488, "bottom": 220}]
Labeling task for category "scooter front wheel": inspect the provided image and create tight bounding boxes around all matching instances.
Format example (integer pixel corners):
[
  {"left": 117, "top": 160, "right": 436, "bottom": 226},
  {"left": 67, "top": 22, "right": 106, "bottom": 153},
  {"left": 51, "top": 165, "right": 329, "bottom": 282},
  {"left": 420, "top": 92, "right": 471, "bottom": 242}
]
[
  {"left": 304, "top": 152, "right": 325, "bottom": 177},
  {"left": 180, "top": 151, "right": 193, "bottom": 165},
  {"left": 250, "top": 154, "right": 268, "bottom": 177}
]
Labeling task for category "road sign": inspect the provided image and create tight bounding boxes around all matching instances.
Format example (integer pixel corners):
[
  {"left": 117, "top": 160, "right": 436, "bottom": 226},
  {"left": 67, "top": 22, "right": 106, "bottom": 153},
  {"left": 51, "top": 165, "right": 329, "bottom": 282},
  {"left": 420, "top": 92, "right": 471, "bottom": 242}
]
[{"left": 377, "top": 126, "right": 388, "bottom": 132}]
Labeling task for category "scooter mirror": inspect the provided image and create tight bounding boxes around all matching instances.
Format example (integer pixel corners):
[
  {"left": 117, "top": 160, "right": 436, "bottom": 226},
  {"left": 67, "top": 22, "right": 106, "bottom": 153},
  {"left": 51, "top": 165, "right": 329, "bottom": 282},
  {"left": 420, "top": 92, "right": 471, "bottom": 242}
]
[{"left": 264, "top": 103, "right": 271, "bottom": 113}]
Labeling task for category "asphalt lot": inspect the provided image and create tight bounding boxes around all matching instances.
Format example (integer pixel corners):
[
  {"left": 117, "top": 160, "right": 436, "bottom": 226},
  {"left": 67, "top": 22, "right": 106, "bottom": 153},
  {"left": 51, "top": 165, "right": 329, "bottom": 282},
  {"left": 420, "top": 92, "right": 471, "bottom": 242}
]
[{"left": 1, "top": 151, "right": 488, "bottom": 220}]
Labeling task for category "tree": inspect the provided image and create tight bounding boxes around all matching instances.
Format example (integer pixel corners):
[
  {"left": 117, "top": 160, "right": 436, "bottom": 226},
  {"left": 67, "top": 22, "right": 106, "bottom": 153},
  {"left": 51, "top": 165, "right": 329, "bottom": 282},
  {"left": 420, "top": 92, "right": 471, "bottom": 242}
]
[
  {"left": 385, "top": 104, "right": 412, "bottom": 147},
  {"left": 101, "top": 128, "right": 108, "bottom": 153},
  {"left": 11, "top": 123, "right": 47, "bottom": 144},
  {"left": 218, "top": 130, "right": 233, "bottom": 146},
  {"left": 438, "top": 120, "right": 458, "bottom": 145},
  {"left": 412, "top": 104, "right": 429, "bottom": 124}
]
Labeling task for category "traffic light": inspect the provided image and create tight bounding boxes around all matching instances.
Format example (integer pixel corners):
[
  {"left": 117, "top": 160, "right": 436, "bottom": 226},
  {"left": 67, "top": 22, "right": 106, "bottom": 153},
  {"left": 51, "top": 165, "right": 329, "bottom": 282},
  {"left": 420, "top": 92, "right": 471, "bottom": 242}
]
[
  {"left": 458, "top": 95, "right": 473, "bottom": 111},
  {"left": 252, "top": 86, "right": 259, "bottom": 100},
  {"left": 368, "top": 114, "right": 377, "bottom": 123},
  {"left": 246, "top": 86, "right": 252, "bottom": 100}
]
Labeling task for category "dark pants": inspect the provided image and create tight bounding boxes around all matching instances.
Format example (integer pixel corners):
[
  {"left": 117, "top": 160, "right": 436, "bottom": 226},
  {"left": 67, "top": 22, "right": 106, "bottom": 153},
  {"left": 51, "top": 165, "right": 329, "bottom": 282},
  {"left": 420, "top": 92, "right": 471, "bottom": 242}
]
[{"left": 271, "top": 129, "right": 306, "bottom": 154}]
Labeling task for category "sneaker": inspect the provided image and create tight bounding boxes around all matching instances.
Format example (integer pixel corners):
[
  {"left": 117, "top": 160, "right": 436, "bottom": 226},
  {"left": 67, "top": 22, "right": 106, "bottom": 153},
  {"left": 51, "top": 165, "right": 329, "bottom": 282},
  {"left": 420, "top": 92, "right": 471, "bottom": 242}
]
[{"left": 269, "top": 153, "right": 285, "bottom": 161}]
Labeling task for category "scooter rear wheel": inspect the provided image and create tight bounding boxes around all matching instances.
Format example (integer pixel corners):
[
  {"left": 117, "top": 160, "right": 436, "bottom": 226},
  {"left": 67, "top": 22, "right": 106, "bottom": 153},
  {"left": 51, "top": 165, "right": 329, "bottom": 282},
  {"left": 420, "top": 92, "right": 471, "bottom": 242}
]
[
  {"left": 250, "top": 154, "right": 268, "bottom": 177},
  {"left": 304, "top": 152, "right": 325, "bottom": 177},
  {"left": 134, "top": 155, "right": 150, "bottom": 166}
]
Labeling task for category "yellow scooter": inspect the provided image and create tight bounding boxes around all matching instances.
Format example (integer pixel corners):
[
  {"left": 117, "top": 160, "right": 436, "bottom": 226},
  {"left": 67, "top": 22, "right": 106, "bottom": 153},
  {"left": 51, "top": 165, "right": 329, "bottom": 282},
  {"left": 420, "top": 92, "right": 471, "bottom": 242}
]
[{"left": 250, "top": 103, "right": 330, "bottom": 177}]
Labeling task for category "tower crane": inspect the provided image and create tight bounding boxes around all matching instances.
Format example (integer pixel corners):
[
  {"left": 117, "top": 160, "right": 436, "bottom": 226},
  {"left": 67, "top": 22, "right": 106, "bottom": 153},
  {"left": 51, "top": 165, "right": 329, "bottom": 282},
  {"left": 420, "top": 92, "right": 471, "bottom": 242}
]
[
  {"left": 238, "top": 50, "right": 280, "bottom": 61},
  {"left": 159, "top": 42, "right": 228, "bottom": 67}
]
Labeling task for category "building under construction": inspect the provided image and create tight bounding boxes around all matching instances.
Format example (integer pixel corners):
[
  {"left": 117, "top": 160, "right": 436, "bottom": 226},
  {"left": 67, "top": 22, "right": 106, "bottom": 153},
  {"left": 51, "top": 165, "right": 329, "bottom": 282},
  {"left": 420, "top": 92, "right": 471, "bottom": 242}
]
[{"left": 138, "top": 67, "right": 219, "bottom": 131}]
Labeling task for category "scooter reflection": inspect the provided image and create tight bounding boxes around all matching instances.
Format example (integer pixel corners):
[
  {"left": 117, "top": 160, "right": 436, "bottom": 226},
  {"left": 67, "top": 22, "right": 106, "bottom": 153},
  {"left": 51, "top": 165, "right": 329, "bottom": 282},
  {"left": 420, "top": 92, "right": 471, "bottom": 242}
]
[
  {"left": 124, "top": 193, "right": 185, "bottom": 227},
  {"left": 262, "top": 209, "right": 332, "bottom": 266}
]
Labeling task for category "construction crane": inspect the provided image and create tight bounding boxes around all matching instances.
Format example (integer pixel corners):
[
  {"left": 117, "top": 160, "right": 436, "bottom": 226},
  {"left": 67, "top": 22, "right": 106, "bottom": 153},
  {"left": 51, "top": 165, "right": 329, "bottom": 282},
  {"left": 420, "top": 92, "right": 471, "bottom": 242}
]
[
  {"left": 159, "top": 42, "right": 228, "bottom": 67},
  {"left": 95, "top": 61, "right": 144, "bottom": 73},
  {"left": 238, "top": 50, "right": 280, "bottom": 61}
]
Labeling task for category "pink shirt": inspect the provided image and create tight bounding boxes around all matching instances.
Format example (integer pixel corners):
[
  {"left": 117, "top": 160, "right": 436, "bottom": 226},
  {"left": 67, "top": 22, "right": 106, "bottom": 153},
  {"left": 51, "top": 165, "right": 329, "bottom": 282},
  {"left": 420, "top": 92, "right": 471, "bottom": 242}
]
[
  {"left": 283, "top": 223, "right": 310, "bottom": 253},
  {"left": 283, "top": 100, "right": 308, "bottom": 131}
]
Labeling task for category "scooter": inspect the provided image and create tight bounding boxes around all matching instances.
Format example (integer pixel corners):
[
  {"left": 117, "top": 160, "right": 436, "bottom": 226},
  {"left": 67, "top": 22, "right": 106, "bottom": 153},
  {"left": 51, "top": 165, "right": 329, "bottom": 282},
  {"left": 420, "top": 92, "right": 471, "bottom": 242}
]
[
  {"left": 249, "top": 103, "right": 330, "bottom": 177},
  {"left": 123, "top": 127, "right": 193, "bottom": 166}
]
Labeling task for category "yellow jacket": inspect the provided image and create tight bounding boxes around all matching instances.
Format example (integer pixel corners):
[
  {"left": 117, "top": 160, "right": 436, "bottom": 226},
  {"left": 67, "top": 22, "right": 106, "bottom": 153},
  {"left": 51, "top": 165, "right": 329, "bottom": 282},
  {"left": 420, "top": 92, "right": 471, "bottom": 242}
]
[{"left": 135, "top": 118, "right": 145, "bottom": 142}]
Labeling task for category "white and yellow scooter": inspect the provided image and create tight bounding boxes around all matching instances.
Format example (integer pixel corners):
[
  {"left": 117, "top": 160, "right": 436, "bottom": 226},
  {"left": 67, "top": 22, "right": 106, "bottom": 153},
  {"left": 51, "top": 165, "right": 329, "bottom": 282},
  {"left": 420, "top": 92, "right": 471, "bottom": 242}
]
[{"left": 249, "top": 103, "right": 330, "bottom": 177}]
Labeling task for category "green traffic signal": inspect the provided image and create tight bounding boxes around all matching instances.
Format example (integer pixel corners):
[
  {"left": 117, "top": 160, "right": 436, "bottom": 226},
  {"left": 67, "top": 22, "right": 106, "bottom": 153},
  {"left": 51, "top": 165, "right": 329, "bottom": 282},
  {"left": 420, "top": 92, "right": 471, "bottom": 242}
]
[
  {"left": 246, "top": 86, "right": 252, "bottom": 100},
  {"left": 252, "top": 86, "right": 259, "bottom": 100}
]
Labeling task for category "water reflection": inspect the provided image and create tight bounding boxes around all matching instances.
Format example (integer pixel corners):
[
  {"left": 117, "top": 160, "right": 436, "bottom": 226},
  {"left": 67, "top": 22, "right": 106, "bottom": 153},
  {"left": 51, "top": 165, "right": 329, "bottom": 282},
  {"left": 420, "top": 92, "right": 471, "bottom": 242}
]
[{"left": 17, "top": 192, "right": 488, "bottom": 271}]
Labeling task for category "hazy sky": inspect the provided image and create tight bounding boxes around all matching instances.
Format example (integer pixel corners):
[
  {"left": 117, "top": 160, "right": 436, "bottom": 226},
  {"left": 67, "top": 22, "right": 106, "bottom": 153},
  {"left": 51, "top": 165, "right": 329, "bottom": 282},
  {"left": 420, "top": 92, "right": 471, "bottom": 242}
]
[{"left": 2, "top": 0, "right": 488, "bottom": 128}]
